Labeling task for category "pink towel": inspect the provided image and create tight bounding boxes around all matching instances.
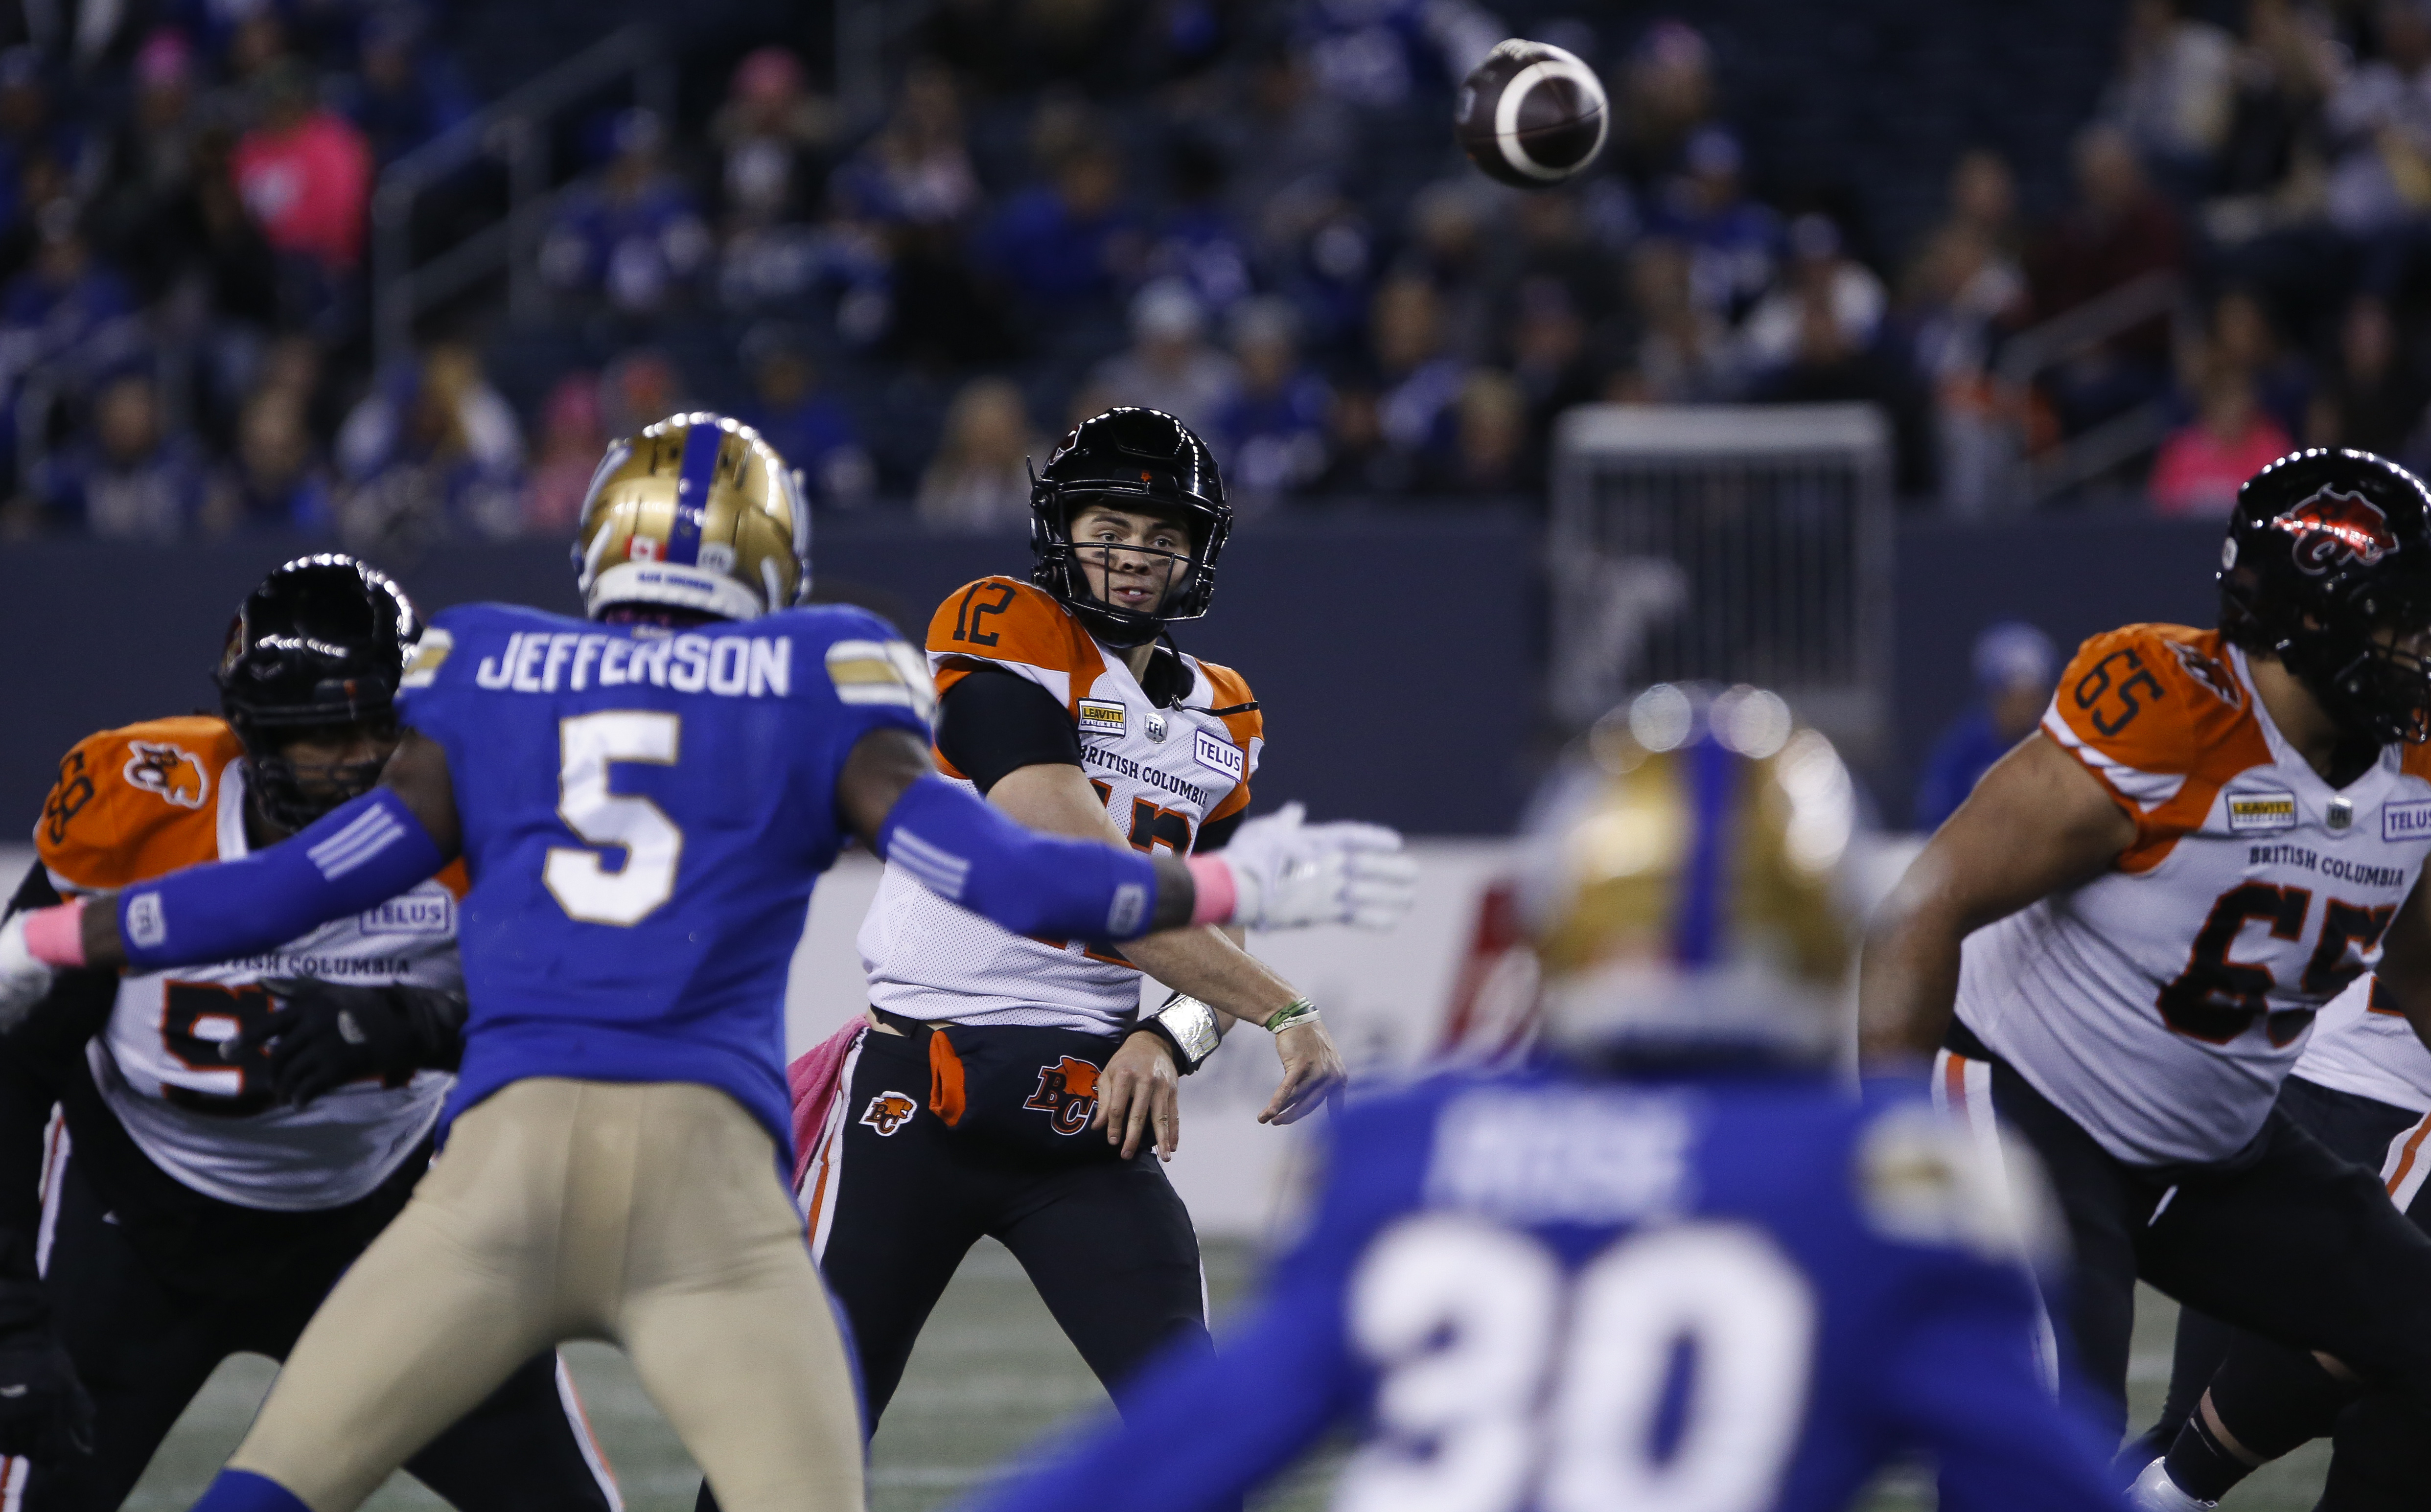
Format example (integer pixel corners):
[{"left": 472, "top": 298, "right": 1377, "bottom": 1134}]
[{"left": 788, "top": 1020, "right": 866, "bottom": 1190}]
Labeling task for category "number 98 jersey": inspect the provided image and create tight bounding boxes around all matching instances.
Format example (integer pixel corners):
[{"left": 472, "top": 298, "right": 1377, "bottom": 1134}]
[
  {"left": 1958, "top": 623, "right": 2431, "bottom": 1166},
  {"left": 963, "top": 1072, "right": 2123, "bottom": 1512}
]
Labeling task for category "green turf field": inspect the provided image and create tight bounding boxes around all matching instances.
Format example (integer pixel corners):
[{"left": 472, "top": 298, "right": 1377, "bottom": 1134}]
[{"left": 120, "top": 1239, "right": 2331, "bottom": 1512}]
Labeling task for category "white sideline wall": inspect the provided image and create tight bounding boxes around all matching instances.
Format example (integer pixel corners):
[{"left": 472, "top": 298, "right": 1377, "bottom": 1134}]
[{"left": 0, "top": 837, "right": 1924, "bottom": 1238}]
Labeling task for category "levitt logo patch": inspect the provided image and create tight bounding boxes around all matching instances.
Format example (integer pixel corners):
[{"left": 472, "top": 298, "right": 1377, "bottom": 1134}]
[
  {"left": 2386, "top": 799, "right": 2431, "bottom": 842},
  {"left": 1078, "top": 699, "right": 1126, "bottom": 738},
  {"left": 1193, "top": 727, "right": 1246, "bottom": 780},
  {"left": 2227, "top": 790, "right": 2298, "bottom": 833}
]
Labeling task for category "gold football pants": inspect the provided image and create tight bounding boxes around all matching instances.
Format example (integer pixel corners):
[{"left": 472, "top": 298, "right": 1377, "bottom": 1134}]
[{"left": 228, "top": 1077, "right": 865, "bottom": 1512}]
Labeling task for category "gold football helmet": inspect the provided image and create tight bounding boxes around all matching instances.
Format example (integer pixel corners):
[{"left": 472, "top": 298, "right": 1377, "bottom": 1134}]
[
  {"left": 1517, "top": 683, "right": 1861, "bottom": 1059},
  {"left": 571, "top": 413, "right": 810, "bottom": 621}
]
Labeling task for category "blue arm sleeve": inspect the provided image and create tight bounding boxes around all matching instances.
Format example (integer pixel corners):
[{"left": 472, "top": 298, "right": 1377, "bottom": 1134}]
[
  {"left": 117, "top": 789, "right": 446, "bottom": 972},
  {"left": 877, "top": 774, "right": 1162, "bottom": 941},
  {"left": 1878, "top": 1257, "right": 2129, "bottom": 1512},
  {"left": 961, "top": 1273, "right": 1353, "bottom": 1512}
]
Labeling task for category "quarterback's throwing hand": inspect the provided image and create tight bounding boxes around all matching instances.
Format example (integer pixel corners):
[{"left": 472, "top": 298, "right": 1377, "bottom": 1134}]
[{"left": 1217, "top": 805, "right": 1418, "bottom": 932}]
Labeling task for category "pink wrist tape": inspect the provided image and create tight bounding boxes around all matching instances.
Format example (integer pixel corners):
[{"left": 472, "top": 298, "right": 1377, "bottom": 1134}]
[
  {"left": 22, "top": 899, "right": 86, "bottom": 969},
  {"left": 1184, "top": 855, "right": 1237, "bottom": 927}
]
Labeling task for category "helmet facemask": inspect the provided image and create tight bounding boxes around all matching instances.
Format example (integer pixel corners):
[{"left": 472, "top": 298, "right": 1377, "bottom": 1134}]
[
  {"left": 1027, "top": 407, "right": 1232, "bottom": 648},
  {"left": 1036, "top": 492, "right": 1213, "bottom": 647},
  {"left": 240, "top": 713, "right": 401, "bottom": 832}
]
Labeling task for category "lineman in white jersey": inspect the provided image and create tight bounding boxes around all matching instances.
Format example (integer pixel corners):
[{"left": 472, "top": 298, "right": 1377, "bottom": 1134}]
[
  {"left": 1862, "top": 450, "right": 2431, "bottom": 1464},
  {"left": 0, "top": 557, "right": 618, "bottom": 1512},
  {"left": 748, "top": 410, "right": 1386, "bottom": 1492},
  {"left": 2128, "top": 974, "right": 2431, "bottom": 1509}
]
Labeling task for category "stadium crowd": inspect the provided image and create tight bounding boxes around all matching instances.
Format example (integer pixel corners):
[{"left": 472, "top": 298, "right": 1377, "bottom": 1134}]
[{"left": 13, "top": 0, "right": 2431, "bottom": 546}]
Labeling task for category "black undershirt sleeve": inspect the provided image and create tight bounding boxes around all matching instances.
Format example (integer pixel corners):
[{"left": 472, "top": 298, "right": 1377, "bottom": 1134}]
[
  {"left": 935, "top": 667, "right": 1086, "bottom": 795},
  {"left": 1194, "top": 810, "right": 1244, "bottom": 853}
]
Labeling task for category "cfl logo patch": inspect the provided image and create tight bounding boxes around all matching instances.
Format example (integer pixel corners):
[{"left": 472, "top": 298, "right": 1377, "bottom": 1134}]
[
  {"left": 860, "top": 1091, "right": 918, "bottom": 1137},
  {"left": 1023, "top": 1056, "right": 1101, "bottom": 1136}
]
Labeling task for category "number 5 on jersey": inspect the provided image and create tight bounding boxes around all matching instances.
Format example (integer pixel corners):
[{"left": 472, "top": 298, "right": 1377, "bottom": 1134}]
[{"left": 546, "top": 711, "right": 683, "bottom": 926}]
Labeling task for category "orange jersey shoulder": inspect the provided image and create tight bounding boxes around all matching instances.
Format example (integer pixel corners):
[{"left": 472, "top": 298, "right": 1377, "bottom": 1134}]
[
  {"left": 37, "top": 716, "right": 243, "bottom": 892},
  {"left": 925, "top": 577, "right": 1107, "bottom": 713},
  {"left": 2041, "top": 625, "right": 2270, "bottom": 872},
  {"left": 1194, "top": 659, "right": 1262, "bottom": 824}
]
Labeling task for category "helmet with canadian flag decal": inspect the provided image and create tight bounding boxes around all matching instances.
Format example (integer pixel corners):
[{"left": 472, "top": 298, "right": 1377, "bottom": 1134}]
[{"left": 2223, "top": 448, "right": 2431, "bottom": 744}]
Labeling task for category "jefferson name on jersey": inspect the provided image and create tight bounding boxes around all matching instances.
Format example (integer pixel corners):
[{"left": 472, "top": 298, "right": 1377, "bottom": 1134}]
[
  {"left": 37, "top": 716, "right": 464, "bottom": 1212},
  {"left": 859, "top": 577, "right": 1263, "bottom": 1035},
  {"left": 1958, "top": 624, "right": 2431, "bottom": 1165}
]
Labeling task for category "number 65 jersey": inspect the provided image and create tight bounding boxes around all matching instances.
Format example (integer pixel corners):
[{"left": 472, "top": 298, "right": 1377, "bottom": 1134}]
[
  {"left": 36, "top": 716, "right": 463, "bottom": 1211},
  {"left": 1956, "top": 623, "right": 2431, "bottom": 1167},
  {"left": 962, "top": 1072, "right": 2124, "bottom": 1512}
]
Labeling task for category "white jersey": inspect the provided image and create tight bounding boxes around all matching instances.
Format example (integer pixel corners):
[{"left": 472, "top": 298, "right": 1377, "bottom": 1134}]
[
  {"left": 1954, "top": 626, "right": 2431, "bottom": 1166},
  {"left": 859, "top": 577, "right": 1261, "bottom": 1035},
  {"left": 37, "top": 716, "right": 458, "bottom": 1211},
  {"left": 2291, "top": 974, "right": 2431, "bottom": 1114}
]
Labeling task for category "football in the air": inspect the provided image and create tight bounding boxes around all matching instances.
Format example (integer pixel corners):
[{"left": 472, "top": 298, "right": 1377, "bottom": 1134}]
[{"left": 1455, "top": 39, "right": 1609, "bottom": 189}]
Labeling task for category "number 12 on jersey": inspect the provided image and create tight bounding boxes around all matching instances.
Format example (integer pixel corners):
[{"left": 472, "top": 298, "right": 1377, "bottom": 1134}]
[
  {"left": 544, "top": 711, "right": 683, "bottom": 926},
  {"left": 1339, "top": 1214, "right": 1814, "bottom": 1512}
]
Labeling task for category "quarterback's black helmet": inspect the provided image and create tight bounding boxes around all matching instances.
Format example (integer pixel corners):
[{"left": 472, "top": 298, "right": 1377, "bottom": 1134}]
[
  {"left": 2222, "top": 448, "right": 2431, "bottom": 744},
  {"left": 1029, "top": 407, "right": 1231, "bottom": 647},
  {"left": 217, "top": 553, "right": 420, "bottom": 828}
]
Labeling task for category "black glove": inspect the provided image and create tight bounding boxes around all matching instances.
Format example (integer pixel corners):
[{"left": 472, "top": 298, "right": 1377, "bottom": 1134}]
[
  {"left": 238, "top": 980, "right": 468, "bottom": 1108},
  {"left": 0, "top": 1334, "right": 94, "bottom": 1466}
]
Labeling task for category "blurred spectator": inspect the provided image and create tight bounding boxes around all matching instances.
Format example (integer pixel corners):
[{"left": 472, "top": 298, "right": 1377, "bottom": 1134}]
[
  {"left": 1626, "top": 239, "right": 1739, "bottom": 403},
  {"left": 2150, "top": 353, "right": 2292, "bottom": 515},
  {"left": 1753, "top": 266, "right": 1937, "bottom": 498},
  {"left": 1614, "top": 21, "right": 1715, "bottom": 187},
  {"left": 335, "top": 341, "right": 524, "bottom": 551},
  {"left": 2325, "top": 0, "right": 2431, "bottom": 292},
  {"left": 87, "top": 30, "right": 204, "bottom": 272},
  {"left": 973, "top": 140, "right": 1141, "bottom": 316},
  {"left": 1505, "top": 276, "right": 1602, "bottom": 446},
  {"left": 1306, "top": 384, "right": 1402, "bottom": 495},
  {"left": 1650, "top": 128, "right": 1780, "bottom": 323},
  {"left": 835, "top": 58, "right": 975, "bottom": 229},
  {"left": 1740, "top": 215, "right": 1886, "bottom": 376},
  {"left": 739, "top": 327, "right": 874, "bottom": 509},
  {"left": 1, "top": 203, "right": 135, "bottom": 374},
  {"left": 599, "top": 348, "right": 685, "bottom": 437},
  {"left": 1913, "top": 622, "right": 2058, "bottom": 830},
  {"left": 1274, "top": 192, "right": 1376, "bottom": 359},
  {"left": 1368, "top": 274, "right": 1466, "bottom": 462},
  {"left": 1945, "top": 148, "right": 2024, "bottom": 257},
  {"left": 539, "top": 110, "right": 711, "bottom": 317},
  {"left": 232, "top": 61, "right": 373, "bottom": 275},
  {"left": 202, "top": 386, "right": 333, "bottom": 534},
  {"left": 1296, "top": 0, "right": 1501, "bottom": 109},
  {"left": 713, "top": 46, "right": 836, "bottom": 227},
  {"left": 1212, "top": 295, "right": 1329, "bottom": 505},
  {"left": 0, "top": 48, "right": 86, "bottom": 213},
  {"left": 1415, "top": 369, "right": 1537, "bottom": 497},
  {"left": 2100, "top": 0, "right": 2235, "bottom": 192},
  {"left": 1224, "top": 44, "right": 1357, "bottom": 254},
  {"left": 2204, "top": 0, "right": 2337, "bottom": 247},
  {"left": 1145, "top": 134, "right": 1250, "bottom": 321},
  {"left": 2027, "top": 125, "right": 2186, "bottom": 435},
  {"left": 1903, "top": 222, "right": 2026, "bottom": 514},
  {"left": 27, "top": 370, "right": 207, "bottom": 542},
  {"left": 917, "top": 376, "right": 1038, "bottom": 529},
  {"left": 1401, "top": 179, "right": 1497, "bottom": 361},
  {"left": 2315, "top": 296, "right": 2426, "bottom": 453},
  {"left": 335, "top": 9, "right": 475, "bottom": 168},
  {"left": 1087, "top": 279, "right": 1238, "bottom": 439},
  {"left": 519, "top": 373, "right": 604, "bottom": 537},
  {"left": 2203, "top": 287, "right": 2312, "bottom": 441}
]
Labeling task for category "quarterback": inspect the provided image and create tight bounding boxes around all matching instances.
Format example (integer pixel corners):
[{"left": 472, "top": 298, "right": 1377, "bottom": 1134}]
[
  {"left": 1862, "top": 449, "right": 2431, "bottom": 1448},
  {"left": 0, "top": 414, "right": 1412, "bottom": 1512},
  {"left": 959, "top": 685, "right": 2128, "bottom": 1512},
  {"left": 0, "top": 555, "right": 615, "bottom": 1512},
  {"left": 784, "top": 409, "right": 1348, "bottom": 1446}
]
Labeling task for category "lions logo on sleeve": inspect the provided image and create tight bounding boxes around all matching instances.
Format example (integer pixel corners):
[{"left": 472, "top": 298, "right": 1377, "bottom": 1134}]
[{"left": 37, "top": 717, "right": 246, "bottom": 892}]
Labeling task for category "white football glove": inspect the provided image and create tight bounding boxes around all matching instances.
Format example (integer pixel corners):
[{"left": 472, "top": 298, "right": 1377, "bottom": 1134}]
[
  {"left": 1217, "top": 803, "right": 1419, "bottom": 932},
  {"left": 0, "top": 914, "right": 56, "bottom": 1032}
]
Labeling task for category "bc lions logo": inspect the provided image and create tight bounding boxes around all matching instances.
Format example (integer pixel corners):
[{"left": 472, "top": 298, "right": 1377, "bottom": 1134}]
[
  {"left": 1023, "top": 1056, "right": 1101, "bottom": 1136},
  {"left": 2272, "top": 489, "right": 2399, "bottom": 575},
  {"left": 859, "top": 1090, "right": 918, "bottom": 1137},
  {"left": 123, "top": 741, "right": 209, "bottom": 809}
]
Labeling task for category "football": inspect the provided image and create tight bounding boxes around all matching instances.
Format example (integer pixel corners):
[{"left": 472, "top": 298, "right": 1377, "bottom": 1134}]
[{"left": 1455, "top": 39, "right": 1610, "bottom": 188}]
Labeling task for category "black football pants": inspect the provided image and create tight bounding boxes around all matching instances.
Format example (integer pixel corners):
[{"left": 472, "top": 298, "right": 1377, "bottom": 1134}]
[
  {"left": 696, "top": 1016, "right": 1214, "bottom": 1512},
  {"left": 17, "top": 1136, "right": 617, "bottom": 1512},
  {"left": 2147, "top": 1075, "right": 2431, "bottom": 1505},
  {"left": 1948, "top": 1026, "right": 2431, "bottom": 1444}
]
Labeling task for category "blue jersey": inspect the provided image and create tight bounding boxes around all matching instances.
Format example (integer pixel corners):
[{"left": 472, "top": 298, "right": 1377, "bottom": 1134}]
[
  {"left": 395, "top": 601, "right": 931, "bottom": 1153},
  {"left": 968, "top": 1069, "right": 2124, "bottom": 1512}
]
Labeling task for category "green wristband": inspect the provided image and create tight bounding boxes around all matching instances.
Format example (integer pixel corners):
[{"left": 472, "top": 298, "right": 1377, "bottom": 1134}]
[{"left": 1265, "top": 998, "right": 1320, "bottom": 1034}]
